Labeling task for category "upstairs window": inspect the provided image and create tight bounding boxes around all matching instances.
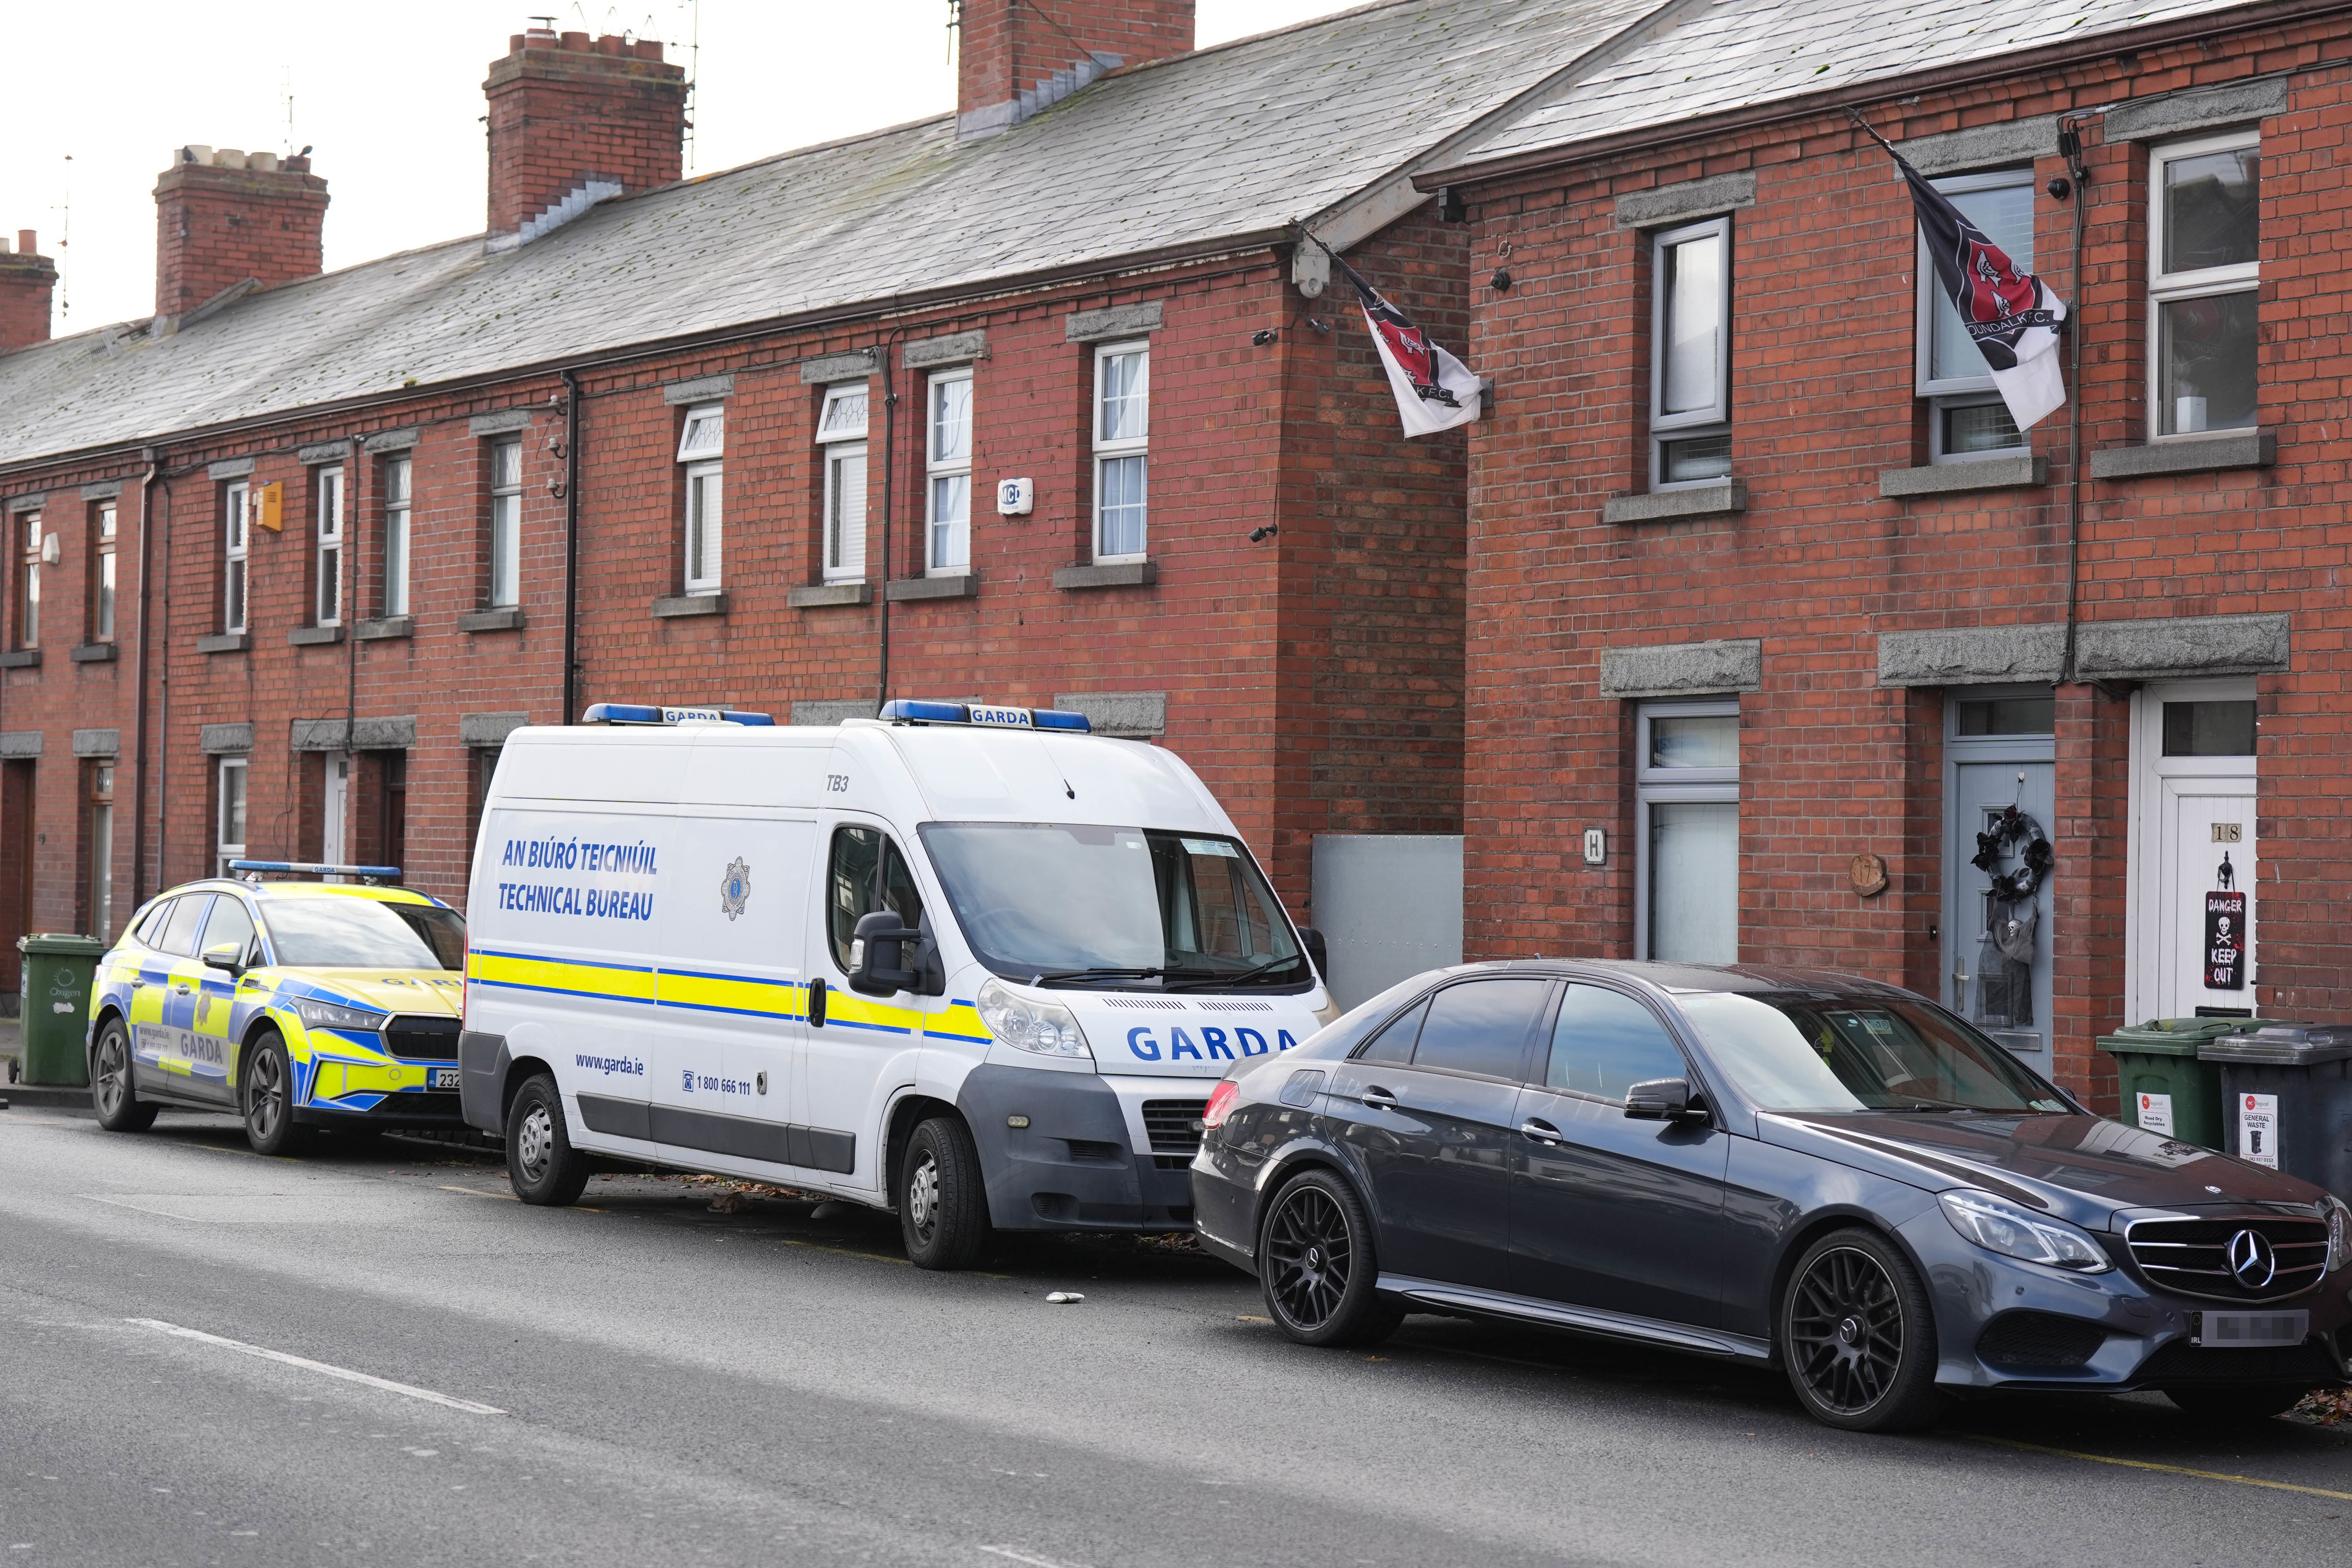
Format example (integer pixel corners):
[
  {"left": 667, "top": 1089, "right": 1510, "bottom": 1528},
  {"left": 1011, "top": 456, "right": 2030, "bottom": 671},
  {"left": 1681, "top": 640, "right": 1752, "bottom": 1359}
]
[
  {"left": 487, "top": 439, "right": 522, "bottom": 608},
  {"left": 1915, "top": 168, "right": 2035, "bottom": 461},
  {"left": 314, "top": 465, "right": 345, "bottom": 626},
  {"left": 14, "top": 510, "right": 39, "bottom": 648},
  {"left": 1093, "top": 343, "right": 1149, "bottom": 561},
  {"left": 92, "top": 502, "right": 117, "bottom": 642},
  {"left": 1650, "top": 217, "right": 1731, "bottom": 488},
  {"left": 927, "top": 370, "right": 972, "bottom": 575},
  {"left": 678, "top": 404, "right": 725, "bottom": 595},
  {"left": 222, "top": 482, "right": 249, "bottom": 633},
  {"left": 817, "top": 384, "right": 869, "bottom": 583},
  {"left": 381, "top": 456, "right": 412, "bottom": 618},
  {"left": 2151, "top": 133, "right": 2259, "bottom": 437}
]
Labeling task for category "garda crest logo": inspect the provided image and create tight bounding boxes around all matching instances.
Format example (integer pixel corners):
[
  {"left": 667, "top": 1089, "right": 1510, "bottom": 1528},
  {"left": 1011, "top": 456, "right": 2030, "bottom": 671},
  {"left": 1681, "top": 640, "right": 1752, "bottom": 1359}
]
[{"left": 719, "top": 857, "right": 751, "bottom": 921}]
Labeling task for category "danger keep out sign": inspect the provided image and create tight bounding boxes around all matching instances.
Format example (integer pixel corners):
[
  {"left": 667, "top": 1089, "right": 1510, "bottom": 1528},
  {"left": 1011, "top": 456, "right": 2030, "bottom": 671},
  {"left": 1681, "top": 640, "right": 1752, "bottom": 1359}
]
[{"left": 2205, "top": 889, "right": 2248, "bottom": 990}]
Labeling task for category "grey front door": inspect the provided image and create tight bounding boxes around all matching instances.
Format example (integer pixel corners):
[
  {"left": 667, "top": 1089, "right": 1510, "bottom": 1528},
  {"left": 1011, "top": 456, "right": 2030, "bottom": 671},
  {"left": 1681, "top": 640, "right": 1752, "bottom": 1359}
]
[{"left": 1946, "top": 758, "right": 2056, "bottom": 1060}]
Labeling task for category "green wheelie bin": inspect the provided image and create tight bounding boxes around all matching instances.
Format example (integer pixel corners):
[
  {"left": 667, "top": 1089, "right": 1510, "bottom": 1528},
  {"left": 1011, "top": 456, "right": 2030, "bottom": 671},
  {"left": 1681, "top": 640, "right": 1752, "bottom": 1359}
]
[
  {"left": 2096, "top": 1016, "right": 2298, "bottom": 1151},
  {"left": 15, "top": 933, "right": 108, "bottom": 1087}
]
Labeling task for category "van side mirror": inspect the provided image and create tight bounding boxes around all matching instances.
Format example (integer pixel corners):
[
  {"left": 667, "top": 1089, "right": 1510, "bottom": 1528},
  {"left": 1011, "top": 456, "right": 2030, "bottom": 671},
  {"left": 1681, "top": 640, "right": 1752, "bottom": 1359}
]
[
  {"left": 848, "top": 910, "right": 922, "bottom": 996},
  {"left": 1298, "top": 926, "right": 1329, "bottom": 980},
  {"left": 1624, "top": 1077, "right": 1707, "bottom": 1125}
]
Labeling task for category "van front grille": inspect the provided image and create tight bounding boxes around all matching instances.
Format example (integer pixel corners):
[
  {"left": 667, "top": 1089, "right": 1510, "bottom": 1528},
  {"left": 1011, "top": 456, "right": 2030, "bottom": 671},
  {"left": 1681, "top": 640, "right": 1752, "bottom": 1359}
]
[
  {"left": 2124, "top": 1215, "right": 2329, "bottom": 1303},
  {"left": 1143, "top": 1099, "right": 1208, "bottom": 1169}
]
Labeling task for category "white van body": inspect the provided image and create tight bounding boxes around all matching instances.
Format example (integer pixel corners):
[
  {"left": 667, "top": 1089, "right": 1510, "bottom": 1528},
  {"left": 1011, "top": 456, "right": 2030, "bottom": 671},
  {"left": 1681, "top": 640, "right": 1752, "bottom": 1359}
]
[{"left": 458, "top": 712, "right": 1335, "bottom": 1232}]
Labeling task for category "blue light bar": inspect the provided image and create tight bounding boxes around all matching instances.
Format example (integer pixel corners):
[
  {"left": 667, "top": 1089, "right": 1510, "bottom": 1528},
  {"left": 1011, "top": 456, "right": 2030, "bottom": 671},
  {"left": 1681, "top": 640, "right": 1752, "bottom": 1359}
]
[
  {"left": 227, "top": 860, "right": 404, "bottom": 881},
  {"left": 581, "top": 704, "right": 775, "bottom": 726},
  {"left": 877, "top": 700, "right": 1091, "bottom": 734}
]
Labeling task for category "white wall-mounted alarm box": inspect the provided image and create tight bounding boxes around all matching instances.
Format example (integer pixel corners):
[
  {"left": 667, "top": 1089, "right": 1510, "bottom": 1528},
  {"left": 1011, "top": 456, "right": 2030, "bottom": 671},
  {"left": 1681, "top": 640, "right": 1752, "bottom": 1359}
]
[{"left": 996, "top": 477, "right": 1034, "bottom": 515}]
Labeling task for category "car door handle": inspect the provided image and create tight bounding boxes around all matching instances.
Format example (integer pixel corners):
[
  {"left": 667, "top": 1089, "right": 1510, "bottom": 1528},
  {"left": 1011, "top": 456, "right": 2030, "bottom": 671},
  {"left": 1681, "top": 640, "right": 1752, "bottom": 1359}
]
[
  {"left": 174, "top": 983, "right": 192, "bottom": 996},
  {"left": 1359, "top": 1085, "right": 1399, "bottom": 1110},
  {"left": 1520, "top": 1118, "right": 1565, "bottom": 1145},
  {"left": 130, "top": 978, "right": 148, "bottom": 988}
]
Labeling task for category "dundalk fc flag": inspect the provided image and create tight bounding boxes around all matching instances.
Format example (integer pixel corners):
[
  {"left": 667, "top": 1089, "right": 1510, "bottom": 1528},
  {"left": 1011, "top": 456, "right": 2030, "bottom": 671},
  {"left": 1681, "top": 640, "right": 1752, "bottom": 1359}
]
[
  {"left": 1332, "top": 252, "right": 1483, "bottom": 439},
  {"left": 1885, "top": 145, "right": 2070, "bottom": 430}
]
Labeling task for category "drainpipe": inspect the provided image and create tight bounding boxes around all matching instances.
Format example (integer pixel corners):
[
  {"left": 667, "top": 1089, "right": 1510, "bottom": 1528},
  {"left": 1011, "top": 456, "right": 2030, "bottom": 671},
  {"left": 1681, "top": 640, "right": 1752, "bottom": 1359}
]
[
  {"left": 343, "top": 439, "right": 361, "bottom": 763},
  {"left": 560, "top": 370, "right": 582, "bottom": 724},
  {"left": 2058, "top": 114, "right": 2093, "bottom": 684},
  {"left": 130, "top": 448, "right": 160, "bottom": 905},
  {"left": 875, "top": 328, "right": 909, "bottom": 715}
]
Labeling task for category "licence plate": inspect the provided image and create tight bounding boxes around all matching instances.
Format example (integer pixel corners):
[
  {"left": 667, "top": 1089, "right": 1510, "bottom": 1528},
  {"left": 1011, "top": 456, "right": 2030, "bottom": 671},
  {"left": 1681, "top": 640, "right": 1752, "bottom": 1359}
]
[
  {"left": 428, "top": 1067, "right": 461, "bottom": 1090},
  {"left": 2194, "top": 1310, "right": 2308, "bottom": 1348}
]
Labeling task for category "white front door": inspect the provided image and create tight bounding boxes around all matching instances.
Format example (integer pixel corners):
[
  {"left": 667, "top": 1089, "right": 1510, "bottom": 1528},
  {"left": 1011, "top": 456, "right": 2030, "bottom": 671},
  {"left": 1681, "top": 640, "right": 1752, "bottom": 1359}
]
[
  {"left": 321, "top": 753, "right": 350, "bottom": 869},
  {"left": 2130, "top": 681, "right": 2259, "bottom": 1022}
]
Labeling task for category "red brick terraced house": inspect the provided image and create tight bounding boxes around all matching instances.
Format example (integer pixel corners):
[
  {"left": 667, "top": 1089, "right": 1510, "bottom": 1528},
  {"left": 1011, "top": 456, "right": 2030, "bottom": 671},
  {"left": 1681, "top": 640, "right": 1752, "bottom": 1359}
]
[
  {"left": 0, "top": 0, "right": 1678, "bottom": 1003},
  {"left": 1421, "top": 0, "right": 2352, "bottom": 1103}
]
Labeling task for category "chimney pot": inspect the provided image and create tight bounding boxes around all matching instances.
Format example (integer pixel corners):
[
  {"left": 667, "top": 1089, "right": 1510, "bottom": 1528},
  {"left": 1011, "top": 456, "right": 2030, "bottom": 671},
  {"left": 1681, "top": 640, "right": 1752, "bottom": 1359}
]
[
  {"left": 596, "top": 32, "right": 623, "bottom": 55},
  {"left": 559, "top": 29, "right": 588, "bottom": 49},
  {"left": 632, "top": 38, "right": 662, "bottom": 60},
  {"left": 214, "top": 147, "right": 244, "bottom": 168},
  {"left": 15, "top": 230, "right": 33, "bottom": 255},
  {"left": 183, "top": 144, "right": 212, "bottom": 165}
]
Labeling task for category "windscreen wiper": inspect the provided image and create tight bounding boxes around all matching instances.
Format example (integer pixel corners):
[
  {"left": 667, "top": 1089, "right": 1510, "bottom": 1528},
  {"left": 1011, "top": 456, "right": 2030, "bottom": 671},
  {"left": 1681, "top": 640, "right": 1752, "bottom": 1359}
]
[
  {"left": 1159, "top": 956, "right": 1302, "bottom": 991},
  {"left": 1027, "top": 966, "right": 1180, "bottom": 987}
]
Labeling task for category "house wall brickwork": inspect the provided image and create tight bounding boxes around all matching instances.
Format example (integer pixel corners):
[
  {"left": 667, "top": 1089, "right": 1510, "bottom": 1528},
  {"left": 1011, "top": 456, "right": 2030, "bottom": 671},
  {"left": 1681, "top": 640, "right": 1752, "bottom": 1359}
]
[
  {"left": 0, "top": 241, "right": 56, "bottom": 353},
  {"left": 1448, "top": 12, "right": 2352, "bottom": 1105}
]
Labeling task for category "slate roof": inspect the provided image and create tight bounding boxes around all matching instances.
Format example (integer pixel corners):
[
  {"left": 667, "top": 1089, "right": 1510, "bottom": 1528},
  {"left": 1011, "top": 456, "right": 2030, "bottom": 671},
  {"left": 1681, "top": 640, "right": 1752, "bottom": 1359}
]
[
  {"left": 0, "top": 0, "right": 1660, "bottom": 471},
  {"left": 1451, "top": 0, "right": 2260, "bottom": 171}
]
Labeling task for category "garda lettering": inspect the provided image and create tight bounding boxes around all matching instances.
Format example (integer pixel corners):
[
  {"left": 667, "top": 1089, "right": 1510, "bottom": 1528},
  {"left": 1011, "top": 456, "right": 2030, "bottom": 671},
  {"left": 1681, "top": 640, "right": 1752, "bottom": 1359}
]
[{"left": 1125, "top": 1025, "right": 1296, "bottom": 1061}]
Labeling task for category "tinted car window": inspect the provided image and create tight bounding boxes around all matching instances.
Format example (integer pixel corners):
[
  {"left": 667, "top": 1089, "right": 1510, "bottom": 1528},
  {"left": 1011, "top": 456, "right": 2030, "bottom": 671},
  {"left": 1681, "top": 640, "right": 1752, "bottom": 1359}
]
[
  {"left": 1411, "top": 978, "right": 1550, "bottom": 1080},
  {"left": 1356, "top": 997, "right": 1428, "bottom": 1065},
  {"left": 1679, "top": 991, "right": 2072, "bottom": 1113},
  {"left": 155, "top": 895, "right": 211, "bottom": 957},
  {"left": 129, "top": 899, "right": 174, "bottom": 948},
  {"left": 1548, "top": 984, "right": 1688, "bottom": 1100},
  {"left": 200, "top": 897, "right": 258, "bottom": 964}
]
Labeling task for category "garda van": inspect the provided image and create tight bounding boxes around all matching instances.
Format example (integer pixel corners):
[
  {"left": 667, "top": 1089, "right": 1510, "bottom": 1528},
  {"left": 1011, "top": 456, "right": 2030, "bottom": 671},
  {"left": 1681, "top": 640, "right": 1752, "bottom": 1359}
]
[{"left": 459, "top": 699, "right": 1338, "bottom": 1267}]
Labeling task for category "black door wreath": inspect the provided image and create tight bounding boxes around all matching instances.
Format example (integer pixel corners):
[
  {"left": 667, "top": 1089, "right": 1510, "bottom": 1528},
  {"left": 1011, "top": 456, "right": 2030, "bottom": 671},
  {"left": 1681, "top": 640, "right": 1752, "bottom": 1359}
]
[{"left": 1970, "top": 805, "right": 2052, "bottom": 1031}]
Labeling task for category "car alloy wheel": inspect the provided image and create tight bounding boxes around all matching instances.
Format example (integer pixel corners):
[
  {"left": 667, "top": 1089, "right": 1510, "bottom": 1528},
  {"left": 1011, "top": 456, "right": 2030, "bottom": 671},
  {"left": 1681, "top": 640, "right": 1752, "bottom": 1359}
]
[
  {"left": 1789, "top": 1245, "right": 1904, "bottom": 1414},
  {"left": 1265, "top": 1184, "right": 1353, "bottom": 1332},
  {"left": 94, "top": 1031, "right": 130, "bottom": 1118},
  {"left": 247, "top": 1045, "right": 287, "bottom": 1142},
  {"left": 91, "top": 1019, "right": 156, "bottom": 1132}
]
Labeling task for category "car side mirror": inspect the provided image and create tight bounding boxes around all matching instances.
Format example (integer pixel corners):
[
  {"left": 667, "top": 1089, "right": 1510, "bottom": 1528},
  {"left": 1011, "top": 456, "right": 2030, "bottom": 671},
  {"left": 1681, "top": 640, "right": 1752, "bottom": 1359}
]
[
  {"left": 1297, "top": 926, "right": 1330, "bottom": 981},
  {"left": 201, "top": 944, "right": 246, "bottom": 976},
  {"left": 1625, "top": 1077, "right": 1707, "bottom": 1124},
  {"left": 848, "top": 910, "right": 923, "bottom": 996}
]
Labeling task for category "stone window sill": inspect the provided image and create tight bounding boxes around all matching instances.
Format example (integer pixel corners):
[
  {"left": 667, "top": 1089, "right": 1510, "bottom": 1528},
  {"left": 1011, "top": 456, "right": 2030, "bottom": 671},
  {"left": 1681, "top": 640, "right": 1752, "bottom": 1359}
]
[
  {"left": 458, "top": 607, "right": 526, "bottom": 633},
  {"left": 195, "top": 632, "right": 249, "bottom": 655},
  {"left": 0, "top": 648, "right": 38, "bottom": 669},
  {"left": 789, "top": 582, "right": 872, "bottom": 609},
  {"left": 2089, "top": 428, "right": 2275, "bottom": 480},
  {"left": 71, "top": 642, "right": 118, "bottom": 663},
  {"left": 885, "top": 573, "right": 980, "bottom": 602},
  {"left": 354, "top": 616, "right": 413, "bottom": 641},
  {"left": 653, "top": 593, "right": 726, "bottom": 619},
  {"left": 1053, "top": 560, "right": 1157, "bottom": 590},
  {"left": 1600, "top": 482, "right": 1747, "bottom": 524},
  {"left": 288, "top": 624, "right": 346, "bottom": 646},
  {"left": 1879, "top": 454, "right": 2047, "bottom": 497}
]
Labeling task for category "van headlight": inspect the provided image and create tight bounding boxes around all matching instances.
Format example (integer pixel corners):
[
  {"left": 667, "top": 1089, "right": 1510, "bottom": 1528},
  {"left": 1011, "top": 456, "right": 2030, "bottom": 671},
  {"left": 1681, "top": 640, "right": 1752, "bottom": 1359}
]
[
  {"left": 976, "top": 978, "right": 1091, "bottom": 1060},
  {"left": 2325, "top": 1196, "right": 2350, "bottom": 1274},
  {"left": 291, "top": 998, "right": 389, "bottom": 1033},
  {"left": 1938, "top": 1189, "right": 2111, "bottom": 1273}
]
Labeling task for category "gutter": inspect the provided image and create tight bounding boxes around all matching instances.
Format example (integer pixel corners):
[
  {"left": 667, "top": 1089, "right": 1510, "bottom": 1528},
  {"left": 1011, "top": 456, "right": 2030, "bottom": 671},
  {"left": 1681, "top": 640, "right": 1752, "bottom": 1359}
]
[{"left": 1412, "top": 0, "right": 2352, "bottom": 191}]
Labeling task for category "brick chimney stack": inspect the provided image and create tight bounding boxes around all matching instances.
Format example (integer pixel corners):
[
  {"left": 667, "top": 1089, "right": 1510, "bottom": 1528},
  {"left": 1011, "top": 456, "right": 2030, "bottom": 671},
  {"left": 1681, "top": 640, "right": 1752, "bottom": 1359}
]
[
  {"left": 153, "top": 147, "right": 329, "bottom": 320},
  {"left": 0, "top": 230, "right": 58, "bottom": 353},
  {"left": 484, "top": 28, "right": 686, "bottom": 251},
  {"left": 956, "top": 0, "right": 1194, "bottom": 140}
]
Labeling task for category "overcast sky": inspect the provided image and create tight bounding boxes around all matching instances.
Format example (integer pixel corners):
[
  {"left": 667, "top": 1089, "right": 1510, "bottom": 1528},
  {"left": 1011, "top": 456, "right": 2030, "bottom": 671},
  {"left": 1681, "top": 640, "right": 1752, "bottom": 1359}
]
[{"left": 4, "top": 0, "right": 1355, "bottom": 334}]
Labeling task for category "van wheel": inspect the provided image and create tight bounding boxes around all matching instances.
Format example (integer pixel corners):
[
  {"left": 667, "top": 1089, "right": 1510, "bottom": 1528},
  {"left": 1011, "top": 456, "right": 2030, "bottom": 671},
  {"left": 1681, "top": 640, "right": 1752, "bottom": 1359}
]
[
  {"left": 899, "top": 1116, "right": 990, "bottom": 1270},
  {"left": 1258, "top": 1169, "right": 1404, "bottom": 1347},
  {"left": 91, "top": 1018, "right": 157, "bottom": 1133},
  {"left": 506, "top": 1073, "right": 590, "bottom": 1206},
  {"left": 242, "top": 1029, "right": 311, "bottom": 1157},
  {"left": 1780, "top": 1227, "right": 1945, "bottom": 1433}
]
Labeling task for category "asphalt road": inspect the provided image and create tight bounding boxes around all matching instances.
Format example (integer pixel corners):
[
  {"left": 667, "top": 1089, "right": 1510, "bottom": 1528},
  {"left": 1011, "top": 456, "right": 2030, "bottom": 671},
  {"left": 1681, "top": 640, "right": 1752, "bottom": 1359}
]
[{"left": 2, "top": 1104, "right": 2347, "bottom": 1568}]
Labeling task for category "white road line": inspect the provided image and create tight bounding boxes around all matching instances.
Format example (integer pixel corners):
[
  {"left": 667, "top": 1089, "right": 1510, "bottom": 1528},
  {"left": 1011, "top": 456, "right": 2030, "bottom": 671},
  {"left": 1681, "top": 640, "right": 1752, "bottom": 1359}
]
[
  {"left": 977, "top": 1546, "right": 1089, "bottom": 1568},
  {"left": 123, "top": 1319, "right": 506, "bottom": 1416}
]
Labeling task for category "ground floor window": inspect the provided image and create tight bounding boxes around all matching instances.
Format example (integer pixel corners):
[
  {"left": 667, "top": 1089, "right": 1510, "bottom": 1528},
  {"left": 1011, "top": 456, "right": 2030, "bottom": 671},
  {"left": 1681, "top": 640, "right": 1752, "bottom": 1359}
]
[
  {"left": 84, "top": 760, "right": 114, "bottom": 941},
  {"left": 216, "top": 756, "right": 249, "bottom": 877},
  {"left": 1635, "top": 701, "right": 1739, "bottom": 962}
]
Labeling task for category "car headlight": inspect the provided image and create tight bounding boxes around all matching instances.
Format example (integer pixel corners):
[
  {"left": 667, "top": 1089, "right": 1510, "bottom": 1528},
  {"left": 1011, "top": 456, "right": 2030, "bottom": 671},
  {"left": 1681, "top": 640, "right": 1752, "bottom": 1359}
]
[
  {"left": 976, "top": 978, "right": 1091, "bottom": 1060},
  {"left": 2326, "top": 1196, "right": 2350, "bottom": 1275},
  {"left": 291, "top": 998, "right": 389, "bottom": 1033},
  {"left": 1938, "top": 1189, "right": 2111, "bottom": 1273}
]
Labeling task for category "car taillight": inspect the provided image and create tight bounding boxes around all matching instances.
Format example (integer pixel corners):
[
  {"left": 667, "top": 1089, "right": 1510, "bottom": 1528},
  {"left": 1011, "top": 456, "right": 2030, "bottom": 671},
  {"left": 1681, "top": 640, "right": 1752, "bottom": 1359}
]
[{"left": 1201, "top": 1078, "right": 1241, "bottom": 1131}]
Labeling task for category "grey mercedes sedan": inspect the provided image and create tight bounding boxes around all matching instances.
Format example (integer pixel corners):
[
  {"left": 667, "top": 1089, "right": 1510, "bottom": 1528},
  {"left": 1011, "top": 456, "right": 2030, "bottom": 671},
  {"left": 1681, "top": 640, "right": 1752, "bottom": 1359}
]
[{"left": 1189, "top": 961, "right": 2352, "bottom": 1432}]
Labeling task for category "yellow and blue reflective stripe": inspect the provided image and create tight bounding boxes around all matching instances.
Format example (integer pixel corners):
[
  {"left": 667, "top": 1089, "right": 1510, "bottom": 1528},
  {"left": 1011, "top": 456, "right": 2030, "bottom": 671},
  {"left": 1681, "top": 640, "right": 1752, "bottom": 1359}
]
[
  {"left": 466, "top": 946, "right": 987, "bottom": 1042},
  {"left": 468, "top": 947, "right": 657, "bottom": 1004},
  {"left": 656, "top": 966, "right": 804, "bottom": 1022}
]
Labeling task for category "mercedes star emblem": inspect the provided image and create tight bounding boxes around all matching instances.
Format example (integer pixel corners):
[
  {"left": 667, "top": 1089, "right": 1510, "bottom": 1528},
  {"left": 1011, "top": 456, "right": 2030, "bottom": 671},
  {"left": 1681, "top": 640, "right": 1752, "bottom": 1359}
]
[{"left": 2225, "top": 1227, "right": 2278, "bottom": 1290}]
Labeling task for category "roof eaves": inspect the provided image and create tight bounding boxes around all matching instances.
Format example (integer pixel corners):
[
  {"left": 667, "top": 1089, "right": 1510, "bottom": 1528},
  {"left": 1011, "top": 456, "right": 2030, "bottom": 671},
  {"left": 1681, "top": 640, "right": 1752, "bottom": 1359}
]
[{"left": 1415, "top": 0, "right": 2321, "bottom": 190}]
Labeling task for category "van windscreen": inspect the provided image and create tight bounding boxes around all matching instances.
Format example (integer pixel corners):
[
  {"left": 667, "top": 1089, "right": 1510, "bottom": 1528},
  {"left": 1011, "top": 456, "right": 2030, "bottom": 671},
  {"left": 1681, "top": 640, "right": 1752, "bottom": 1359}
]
[{"left": 919, "top": 823, "right": 1306, "bottom": 991}]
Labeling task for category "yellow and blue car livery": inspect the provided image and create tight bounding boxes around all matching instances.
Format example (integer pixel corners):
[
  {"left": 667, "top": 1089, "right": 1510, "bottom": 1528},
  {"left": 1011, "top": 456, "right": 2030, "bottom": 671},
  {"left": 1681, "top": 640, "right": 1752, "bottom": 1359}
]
[{"left": 88, "top": 874, "right": 468, "bottom": 1132}]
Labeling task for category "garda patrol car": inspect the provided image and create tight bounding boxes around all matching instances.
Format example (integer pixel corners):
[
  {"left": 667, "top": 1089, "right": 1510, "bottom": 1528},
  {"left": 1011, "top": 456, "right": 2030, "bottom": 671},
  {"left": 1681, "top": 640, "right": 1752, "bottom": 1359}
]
[
  {"left": 87, "top": 865, "right": 469, "bottom": 1154},
  {"left": 461, "top": 700, "right": 1339, "bottom": 1268}
]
